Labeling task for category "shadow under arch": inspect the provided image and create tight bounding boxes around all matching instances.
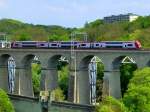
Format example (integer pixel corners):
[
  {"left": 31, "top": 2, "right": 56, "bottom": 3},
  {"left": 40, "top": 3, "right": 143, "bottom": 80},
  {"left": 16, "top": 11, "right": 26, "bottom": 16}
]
[
  {"left": 48, "top": 55, "right": 62, "bottom": 68},
  {"left": 0, "top": 54, "right": 12, "bottom": 92},
  {"left": 112, "top": 56, "right": 127, "bottom": 70},
  {"left": 79, "top": 55, "right": 95, "bottom": 69},
  {"left": 21, "top": 54, "right": 37, "bottom": 68}
]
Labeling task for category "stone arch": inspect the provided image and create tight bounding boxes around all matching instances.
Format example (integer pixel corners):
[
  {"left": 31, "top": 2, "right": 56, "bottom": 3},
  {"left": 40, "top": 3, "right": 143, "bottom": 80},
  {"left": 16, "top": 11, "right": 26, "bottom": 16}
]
[
  {"left": 48, "top": 55, "right": 62, "bottom": 68},
  {"left": 112, "top": 55, "right": 126, "bottom": 70},
  {"left": 45, "top": 54, "right": 70, "bottom": 98},
  {"left": 79, "top": 55, "right": 95, "bottom": 69},
  {"left": 19, "top": 54, "right": 41, "bottom": 97},
  {"left": 0, "top": 54, "right": 12, "bottom": 92},
  {"left": 112, "top": 55, "right": 137, "bottom": 97},
  {"left": 21, "top": 54, "right": 37, "bottom": 68},
  {"left": 112, "top": 55, "right": 136, "bottom": 70}
]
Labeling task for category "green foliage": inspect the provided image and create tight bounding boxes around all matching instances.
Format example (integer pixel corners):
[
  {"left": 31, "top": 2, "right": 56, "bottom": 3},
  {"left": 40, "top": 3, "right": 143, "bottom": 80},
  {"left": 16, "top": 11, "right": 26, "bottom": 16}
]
[
  {"left": 97, "top": 62, "right": 104, "bottom": 80},
  {"left": 120, "top": 63, "right": 137, "bottom": 96},
  {"left": 96, "top": 62, "right": 104, "bottom": 102},
  {"left": 123, "top": 86, "right": 150, "bottom": 112},
  {"left": 58, "top": 65, "right": 69, "bottom": 100},
  {"left": 128, "top": 16, "right": 150, "bottom": 31},
  {"left": 51, "top": 88, "right": 65, "bottom": 102},
  {"left": 32, "top": 63, "right": 41, "bottom": 96},
  {"left": 18, "top": 33, "right": 31, "bottom": 41},
  {"left": 96, "top": 96, "right": 128, "bottom": 112},
  {"left": 48, "top": 34, "right": 69, "bottom": 41},
  {"left": 0, "top": 19, "right": 70, "bottom": 41},
  {"left": 85, "top": 19, "right": 103, "bottom": 28},
  {"left": 127, "top": 67, "right": 150, "bottom": 88},
  {"left": 0, "top": 19, "right": 24, "bottom": 34},
  {"left": 123, "top": 67, "right": 150, "bottom": 112},
  {"left": 0, "top": 89, "right": 15, "bottom": 112}
]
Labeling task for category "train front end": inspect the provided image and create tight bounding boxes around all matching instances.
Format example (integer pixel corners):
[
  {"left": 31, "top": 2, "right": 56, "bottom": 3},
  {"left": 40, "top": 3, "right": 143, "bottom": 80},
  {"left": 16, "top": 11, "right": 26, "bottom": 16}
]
[{"left": 135, "top": 40, "right": 142, "bottom": 49}]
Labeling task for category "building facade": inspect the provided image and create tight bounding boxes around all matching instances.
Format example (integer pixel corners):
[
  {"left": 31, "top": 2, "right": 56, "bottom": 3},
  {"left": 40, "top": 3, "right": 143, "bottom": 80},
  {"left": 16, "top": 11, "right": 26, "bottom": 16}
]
[{"left": 103, "top": 13, "right": 139, "bottom": 23}]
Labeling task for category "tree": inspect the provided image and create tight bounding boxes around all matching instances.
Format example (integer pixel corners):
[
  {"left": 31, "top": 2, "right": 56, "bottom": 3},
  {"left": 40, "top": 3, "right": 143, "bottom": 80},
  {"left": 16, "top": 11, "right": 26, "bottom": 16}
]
[
  {"left": 32, "top": 63, "right": 41, "bottom": 96},
  {"left": 96, "top": 96, "right": 128, "bottom": 112},
  {"left": 123, "top": 67, "right": 150, "bottom": 112},
  {"left": 0, "top": 89, "right": 15, "bottom": 112},
  {"left": 120, "top": 63, "right": 137, "bottom": 96},
  {"left": 123, "top": 86, "right": 150, "bottom": 112},
  {"left": 58, "top": 65, "right": 69, "bottom": 100},
  {"left": 96, "top": 62, "right": 104, "bottom": 102},
  {"left": 18, "top": 33, "right": 31, "bottom": 41}
]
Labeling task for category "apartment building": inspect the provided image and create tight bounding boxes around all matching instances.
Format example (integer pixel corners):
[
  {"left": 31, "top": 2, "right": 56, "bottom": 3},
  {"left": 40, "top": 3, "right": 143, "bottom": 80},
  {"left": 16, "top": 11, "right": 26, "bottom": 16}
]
[{"left": 103, "top": 13, "right": 139, "bottom": 23}]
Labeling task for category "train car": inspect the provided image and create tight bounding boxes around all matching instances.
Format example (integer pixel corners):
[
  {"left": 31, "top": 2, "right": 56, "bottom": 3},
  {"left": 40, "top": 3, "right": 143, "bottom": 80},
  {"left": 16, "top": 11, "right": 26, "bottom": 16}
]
[
  {"left": 11, "top": 41, "right": 36, "bottom": 48},
  {"left": 10, "top": 40, "right": 141, "bottom": 49},
  {"left": 11, "top": 41, "right": 49, "bottom": 48},
  {"left": 92, "top": 41, "right": 141, "bottom": 49}
]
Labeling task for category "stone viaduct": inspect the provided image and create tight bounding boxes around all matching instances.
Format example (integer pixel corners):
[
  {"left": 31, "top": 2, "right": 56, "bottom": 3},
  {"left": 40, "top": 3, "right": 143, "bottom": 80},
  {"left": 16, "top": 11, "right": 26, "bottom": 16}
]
[{"left": 0, "top": 48, "right": 150, "bottom": 104}]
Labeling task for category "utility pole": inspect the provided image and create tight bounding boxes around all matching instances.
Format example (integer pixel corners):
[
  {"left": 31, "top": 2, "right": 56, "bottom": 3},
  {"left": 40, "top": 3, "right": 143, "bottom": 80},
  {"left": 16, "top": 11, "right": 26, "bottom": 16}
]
[{"left": 70, "top": 32, "right": 88, "bottom": 103}]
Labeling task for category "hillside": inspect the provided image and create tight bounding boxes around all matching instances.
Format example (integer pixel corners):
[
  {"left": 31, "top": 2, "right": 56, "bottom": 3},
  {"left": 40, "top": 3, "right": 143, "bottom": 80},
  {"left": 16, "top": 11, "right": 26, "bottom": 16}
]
[
  {"left": 83, "top": 16, "right": 150, "bottom": 48},
  {"left": 0, "top": 16, "right": 150, "bottom": 48},
  {"left": 0, "top": 19, "right": 72, "bottom": 41}
]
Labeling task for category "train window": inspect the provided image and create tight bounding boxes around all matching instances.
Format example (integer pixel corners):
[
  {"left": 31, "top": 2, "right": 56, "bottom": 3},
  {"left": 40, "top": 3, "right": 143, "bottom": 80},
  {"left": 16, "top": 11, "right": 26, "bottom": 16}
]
[
  {"left": 22, "top": 42, "right": 37, "bottom": 44},
  {"left": 40, "top": 44, "right": 45, "bottom": 46},
  {"left": 105, "top": 42, "right": 123, "bottom": 44},
  {"left": 15, "top": 43, "right": 20, "bottom": 46},
  {"left": 22, "top": 45, "right": 37, "bottom": 47},
  {"left": 81, "top": 44, "right": 86, "bottom": 46},
  {"left": 106, "top": 46, "right": 123, "bottom": 48},
  {"left": 96, "top": 44, "right": 99, "bottom": 46},
  {"left": 127, "top": 44, "right": 133, "bottom": 46},
  {"left": 51, "top": 44, "right": 57, "bottom": 46}
]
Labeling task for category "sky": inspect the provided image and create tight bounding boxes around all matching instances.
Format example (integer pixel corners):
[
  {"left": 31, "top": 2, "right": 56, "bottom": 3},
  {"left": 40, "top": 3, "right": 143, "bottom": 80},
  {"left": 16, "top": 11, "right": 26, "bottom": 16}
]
[{"left": 0, "top": 0, "right": 150, "bottom": 27}]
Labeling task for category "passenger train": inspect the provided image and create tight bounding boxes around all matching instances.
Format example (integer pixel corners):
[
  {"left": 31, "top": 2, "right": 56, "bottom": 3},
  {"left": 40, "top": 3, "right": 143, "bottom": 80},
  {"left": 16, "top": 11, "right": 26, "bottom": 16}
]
[{"left": 0, "top": 40, "right": 141, "bottom": 49}]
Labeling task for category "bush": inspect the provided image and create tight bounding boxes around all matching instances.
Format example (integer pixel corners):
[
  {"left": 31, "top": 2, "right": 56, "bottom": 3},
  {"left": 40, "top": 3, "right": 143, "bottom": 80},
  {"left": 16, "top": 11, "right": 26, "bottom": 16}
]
[
  {"left": 96, "top": 96, "right": 128, "bottom": 112},
  {"left": 0, "top": 89, "right": 15, "bottom": 112},
  {"left": 58, "top": 65, "right": 69, "bottom": 100},
  {"left": 120, "top": 63, "right": 137, "bottom": 96},
  {"left": 51, "top": 88, "right": 65, "bottom": 102},
  {"left": 123, "top": 86, "right": 150, "bottom": 112},
  {"left": 32, "top": 63, "right": 41, "bottom": 96},
  {"left": 123, "top": 67, "right": 150, "bottom": 112}
]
